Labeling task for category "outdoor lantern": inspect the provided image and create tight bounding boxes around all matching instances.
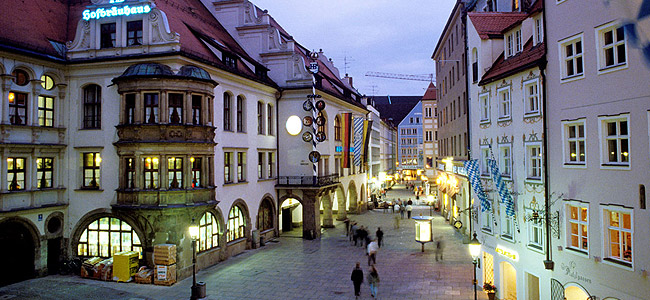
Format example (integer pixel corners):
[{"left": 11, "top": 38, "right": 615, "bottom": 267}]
[
  {"left": 469, "top": 233, "right": 481, "bottom": 261},
  {"left": 413, "top": 215, "right": 434, "bottom": 252},
  {"left": 189, "top": 223, "right": 199, "bottom": 241},
  {"left": 285, "top": 115, "right": 302, "bottom": 136}
]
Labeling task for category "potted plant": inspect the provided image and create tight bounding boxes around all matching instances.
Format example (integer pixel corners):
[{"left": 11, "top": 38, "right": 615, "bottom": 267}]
[{"left": 483, "top": 282, "right": 497, "bottom": 300}]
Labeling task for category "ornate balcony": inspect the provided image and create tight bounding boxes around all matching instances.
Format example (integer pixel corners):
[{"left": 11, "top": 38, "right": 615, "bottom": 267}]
[
  {"left": 115, "top": 124, "right": 216, "bottom": 144},
  {"left": 277, "top": 174, "right": 340, "bottom": 187}
]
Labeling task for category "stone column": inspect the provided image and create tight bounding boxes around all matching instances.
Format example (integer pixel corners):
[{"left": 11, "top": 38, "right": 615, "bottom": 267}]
[
  {"left": 301, "top": 189, "right": 321, "bottom": 240},
  {"left": 321, "top": 192, "right": 334, "bottom": 228},
  {"left": 336, "top": 189, "right": 347, "bottom": 221}
]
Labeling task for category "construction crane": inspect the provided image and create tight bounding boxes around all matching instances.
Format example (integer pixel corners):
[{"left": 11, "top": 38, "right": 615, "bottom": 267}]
[{"left": 365, "top": 72, "right": 434, "bottom": 82}]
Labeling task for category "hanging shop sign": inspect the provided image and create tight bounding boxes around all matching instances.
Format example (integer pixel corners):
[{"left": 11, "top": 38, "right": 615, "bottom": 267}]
[
  {"left": 495, "top": 246, "right": 518, "bottom": 261},
  {"left": 315, "top": 131, "right": 326, "bottom": 142},
  {"left": 309, "top": 62, "right": 319, "bottom": 74},
  {"left": 315, "top": 115, "right": 326, "bottom": 126},
  {"left": 302, "top": 116, "right": 313, "bottom": 126},
  {"left": 307, "top": 94, "right": 322, "bottom": 99},
  {"left": 302, "top": 132, "right": 313, "bottom": 142},
  {"left": 302, "top": 100, "right": 313, "bottom": 111},
  {"left": 315, "top": 100, "right": 326, "bottom": 111},
  {"left": 308, "top": 151, "right": 321, "bottom": 163},
  {"left": 82, "top": 3, "right": 151, "bottom": 21}
]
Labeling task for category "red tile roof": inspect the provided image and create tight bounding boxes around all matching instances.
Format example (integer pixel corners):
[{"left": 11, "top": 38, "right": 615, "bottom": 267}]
[
  {"left": 468, "top": 12, "right": 528, "bottom": 39},
  {"left": 479, "top": 39, "right": 545, "bottom": 85},
  {"left": 421, "top": 82, "right": 437, "bottom": 101}
]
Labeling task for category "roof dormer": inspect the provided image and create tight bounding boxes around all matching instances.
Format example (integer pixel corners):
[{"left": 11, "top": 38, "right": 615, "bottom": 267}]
[
  {"left": 67, "top": 0, "right": 180, "bottom": 60},
  {"left": 504, "top": 26, "right": 523, "bottom": 58}
]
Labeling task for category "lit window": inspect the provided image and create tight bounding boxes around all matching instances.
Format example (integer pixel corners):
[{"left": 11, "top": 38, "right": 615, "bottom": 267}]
[
  {"left": 38, "top": 96, "right": 54, "bottom": 127},
  {"left": 36, "top": 157, "right": 53, "bottom": 189},
  {"left": 567, "top": 204, "right": 588, "bottom": 252},
  {"left": 597, "top": 23, "right": 626, "bottom": 70},
  {"left": 564, "top": 121, "right": 586, "bottom": 164},
  {"left": 124, "top": 157, "right": 135, "bottom": 189},
  {"left": 198, "top": 212, "right": 220, "bottom": 252},
  {"left": 168, "top": 157, "right": 183, "bottom": 189},
  {"left": 227, "top": 205, "right": 245, "bottom": 242},
  {"left": 601, "top": 116, "right": 629, "bottom": 166},
  {"left": 40, "top": 75, "right": 55, "bottom": 90},
  {"left": 603, "top": 208, "right": 632, "bottom": 264},
  {"left": 7, "top": 157, "right": 26, "bottom": 191},
  {"left": 9, "top": 92, "right": 27, "bottom": 125},
  {"left": 77, "top": 217, "right": 142, "bottom": 258},
  {"left": 191, "top": 157, "right": 202, "bottom": 188},
  {"left": 83, "top": 153, "right": 101, "bottom": 189},
  {"left": 143, "top": 156, "right": 159, "bottom": 189},
  {"left": 560, "top": 35, "right": 584, "bottom": 79}
]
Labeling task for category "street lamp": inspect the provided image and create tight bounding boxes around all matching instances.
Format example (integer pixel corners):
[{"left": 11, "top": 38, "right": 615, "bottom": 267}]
[
  {"left": 413, "top": 216, "right": 434, "bottom": 252},
  {"left": 189, "top": 219, "right": 200, "bottom": 300},
  {"left": 468, "top": 233, "right": 481, "bottom": 300}
]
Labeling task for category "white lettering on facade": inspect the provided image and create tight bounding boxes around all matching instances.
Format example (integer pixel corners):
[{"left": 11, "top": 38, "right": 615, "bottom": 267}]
[{"left": 82, "top": 4, "right": 151, "bottom": 21}]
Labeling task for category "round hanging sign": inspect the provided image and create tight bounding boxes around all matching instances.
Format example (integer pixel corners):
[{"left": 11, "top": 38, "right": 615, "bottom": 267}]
[
  {"left": 315, "top": 116, "right": 326, "bottom": 126},
  {"left": 453, "top": 220, "right": 463, "bottom": 230},
  {"left": 302, "top": 131, "right": 313, "bottom": 142},
  {"left": 309, "top": 151, "right": 321, "bottom": 163},
  {"left": 315, "top": 131, "right": 326, "bottom": 142},
  {"left": 302, "top": 100, "right": 313, "bottom": 111},
  {"left": 302, "top": 116, "right": 313, "bottom": 126},
  {"left": 315, "top": 100, "right": 326, "bottom": 111}
]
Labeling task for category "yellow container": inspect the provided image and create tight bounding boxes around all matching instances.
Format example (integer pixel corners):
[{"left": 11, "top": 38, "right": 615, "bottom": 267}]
[{"left": 113, "top": 251, "right": 139, "bottom": 282}]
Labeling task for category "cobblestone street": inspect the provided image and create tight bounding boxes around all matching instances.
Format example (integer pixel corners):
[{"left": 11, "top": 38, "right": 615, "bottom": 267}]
[{"left": 0, "top": 185, "right": 487, "bottom": 300}]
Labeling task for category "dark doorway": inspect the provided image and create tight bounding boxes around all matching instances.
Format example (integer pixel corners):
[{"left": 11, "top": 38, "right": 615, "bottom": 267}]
[
  {"left": 47, "top": 237, "right": 62, "bottom": 275},
  {"left": 0, "top": 221, "right": 35, "bottom": 286},
  {"left": 282, "top": 208, "right": 292, "bottom": 232}
]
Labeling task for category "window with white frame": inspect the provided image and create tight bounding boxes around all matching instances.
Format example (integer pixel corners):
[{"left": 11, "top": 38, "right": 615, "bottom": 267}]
[
  {"left": 224, "top": 152, "right": 233, "bottom": 183},
  {"left": 602, "top": 206, "right": 633, "bottom": 265},
  {"left": 567, "top": 203, "right": 588, "bottom": 252},
  {"left": 237, "top": 151, "right": 246, "bottom": 182},
  {"left": 198, "top": 212, "right": 220, "bottom": 252},
  {"left": 479, "top": 93, "right": 490, "bottom": 122},
  {"left": 498, "top": 87, "right": 511, "bottom": 119},
  {"left": 564, "top": 120, "right": 586, "bottom": 164},
  {"left": 596, "top": 22, "right": 627, "bottom": 71},
  {"left": 481, "top": 146, "right": 490, "bottom": 175},
  {"left": 499, "top": 144, "right": 512, "bottom": 177},
  {"left": 528, "top": 211, "right": 544, "bottom": 250},
  {"left": 535, "top": 17, "right": 543, "bottom": 45},
  {"left": 560, "top": 35, "right": 584, "bottom": 79},
  {"left": 600, "top": 115, "right": 629, "bottom": 166},
  {"left": 505, "top": 29, "right": 522, "bottom": 58},
  {"left": 507, "top": 33, "right": 514, "bottom": 57},
  {"left": 227, "top": 205, "right": 246, "bottom": 242},
  {"left": 524, "top": 79, "right": 540, "bottom": 115},
  {"left": 502, "top": 213, "right": 515, "bottom": 240},
  {"left": 482, "top": 208, "right": 492, "bottom": 232},
  {"left": 527, "top": 144, "right": 542, "bottom": 179}
]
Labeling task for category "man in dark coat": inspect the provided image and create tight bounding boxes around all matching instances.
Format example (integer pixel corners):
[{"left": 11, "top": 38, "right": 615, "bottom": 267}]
[
  {"left": 376, "top": 227, "right": 384, "bottom": 248},
  {"left": 350, "top": 262, "right": 364, "bottom": 298}
]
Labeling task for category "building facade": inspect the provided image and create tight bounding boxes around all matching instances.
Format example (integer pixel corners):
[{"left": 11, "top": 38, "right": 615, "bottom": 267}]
[
  {"left": 398, "top": 101, "right": 424, "bottom": 177},
  {"left": 421, "top": 82, "right": 439, "bottom": 194},
  {"left": 545, "top": 0, "right": 650, "bottom": 299}
]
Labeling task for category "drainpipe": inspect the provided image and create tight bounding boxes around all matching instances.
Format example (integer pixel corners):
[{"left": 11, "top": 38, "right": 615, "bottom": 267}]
[
  {"left": 275, "top": 88, "right": 283, "bottom": 237},
  {"left": 462, "top": 3, "right": 474, "bottom": 238},
  {"left": 540, "top": 1, "right": 554, "bottom": 271}
]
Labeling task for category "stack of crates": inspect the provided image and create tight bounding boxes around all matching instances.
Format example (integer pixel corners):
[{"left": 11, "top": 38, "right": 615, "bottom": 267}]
[
  {"left": 113, "top": 251, "right": 139, "bottom": 282},
  {"left": 153, "top": 244, "right": 177, "bottom": 286}
]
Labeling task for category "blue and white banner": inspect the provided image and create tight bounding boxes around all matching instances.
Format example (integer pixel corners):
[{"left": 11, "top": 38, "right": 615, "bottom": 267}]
[
  {"left": 487, "top": 159, "right": 515, "bottom": 217},
  {"left": 464, "top": 159, "right": 491, "bottom": 212},
  {"left": 353, "top": 117, "right": 364, "bottom": 166}
]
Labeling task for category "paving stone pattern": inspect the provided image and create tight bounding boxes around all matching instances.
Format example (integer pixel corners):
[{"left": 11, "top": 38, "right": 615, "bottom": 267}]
[{"left": 0, "top": 184, "right": 488, "bottom": 300}]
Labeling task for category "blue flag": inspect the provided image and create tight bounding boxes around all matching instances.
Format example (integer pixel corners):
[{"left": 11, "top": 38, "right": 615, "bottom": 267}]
[{"left": 487, "top": 159, "right": 515, "bottom": 217}]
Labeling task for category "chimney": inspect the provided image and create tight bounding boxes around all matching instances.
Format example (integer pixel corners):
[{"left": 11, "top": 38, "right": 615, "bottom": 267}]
[{"left": 343, "top": 73, "right": 353, "bottom": 87}]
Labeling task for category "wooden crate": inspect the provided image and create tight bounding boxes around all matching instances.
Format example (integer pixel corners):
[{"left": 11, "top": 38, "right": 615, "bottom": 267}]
[
  {"left": 153, "top": 264, "right": 176, "bottom": 286},
  {"left": 134, "top": 268, "right": 153, "bottom": 284},
  {"left": 153, "top": 244, "right": 176, "bottom": 265}
]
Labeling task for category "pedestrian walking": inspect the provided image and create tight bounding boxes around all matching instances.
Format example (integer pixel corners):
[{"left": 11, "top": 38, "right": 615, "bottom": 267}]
[
  {"left": 358, "top": 226, "right": 368, "bottom": 247},
  {"left": 406, "top": 204, "right": 413, "bottom": 219},
  {"left": 367, "top": 266, "right": 380, "bottom": 298},
  {"left": 344, "top": 218, "right": 351, "bottom": 237},
  {"left": 350, "top": 262, "right": 364, "bottom": 299},
  {"left": 399, "top": 204, "right": 405, "bottom": 219},
  {"left": 376, "top": 227, "right": 384, "bottom": 248},
  {"left": 434, "top": 236, "right": 445, "bottom": 261},
  {"left": 407, "top": 198, "right": 413, "bottom": 206},
  {"left": 367, "top": 239, "right": 379, "bottom": 265},
  {"left": 351, "top": 222, "right": 358, "bottom": 245},
  {"left": 393, "top": 214, "right": 400, "bottom": 229}
]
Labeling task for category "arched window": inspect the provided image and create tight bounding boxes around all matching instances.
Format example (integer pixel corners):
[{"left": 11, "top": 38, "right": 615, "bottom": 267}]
[
  {"left": 472, "top": 48, "right": 479, "bottom": 83},
  {"left": 12, "top": 69, "right": 29, "bottom": 86},
  {"left": 236, "top": 95, "right": 245, "bottom": 132},
  {"left": 334, "top": 115, "right": 341, "bottom": 141},
  {"left": 77, "top": 217, "right": 142, "bottom": 258},
  {"left": 198, "top": 212, "right": 220, "bottom": 252},
  {"left": 258, "top": 198, "right": 273, "bottom": 231},
  {"left": 83, "top": 84, "right": 101, "bottom": 129},
  {"left": 223, "top": 93, "right": 232, "bottom": 131},
  {"left": 257, "top": 101, "right": 264, "bottom": 134},
  {"left": 227, "top": 205, "right": 245, "bottom": 242}
]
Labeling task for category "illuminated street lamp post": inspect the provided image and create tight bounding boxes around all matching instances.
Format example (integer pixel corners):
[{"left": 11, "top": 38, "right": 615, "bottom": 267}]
[
  {"left": 189, "top": 219, "right": 200, "bottom": 300},
  {"left": 468, "top": 233, "right": 481, "bottom": 300}
]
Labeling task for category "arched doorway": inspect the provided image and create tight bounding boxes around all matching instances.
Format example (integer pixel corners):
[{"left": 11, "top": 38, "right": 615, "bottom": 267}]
[
  {"left": 565, "top": 285, "right": 589, "bottom": 300},
  {"left": 279, "top": 197, "right": 303, "bottom": 237},
  {"left": 333, "top": 185, "right": 346, "bottom": 220},
  {"left": 319, "top": 192, "right": 334, "bottom": 228},
  {"left": 0, "top": 220, "right": 36, "bottom": 286},
  {"left": 501, "top": 261, "right": 517, "bottom": 300}
]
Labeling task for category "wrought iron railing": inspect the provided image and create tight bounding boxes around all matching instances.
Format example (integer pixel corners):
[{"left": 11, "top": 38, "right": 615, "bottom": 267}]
[{"left": 277, "top": 174, "right": 340, "bottom": 187}]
